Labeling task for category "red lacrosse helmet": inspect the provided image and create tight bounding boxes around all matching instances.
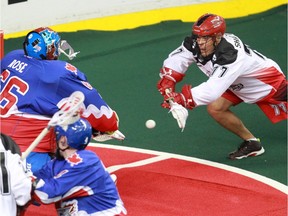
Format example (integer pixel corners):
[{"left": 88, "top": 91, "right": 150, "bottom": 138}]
[{"left": 192, "top": 13, "right": 226, "bottom": 37}]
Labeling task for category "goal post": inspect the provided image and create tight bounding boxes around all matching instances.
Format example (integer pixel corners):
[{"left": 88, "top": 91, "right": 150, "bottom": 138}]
[{"left": 0, "top": 30, "right": 4, "bottom": 59}]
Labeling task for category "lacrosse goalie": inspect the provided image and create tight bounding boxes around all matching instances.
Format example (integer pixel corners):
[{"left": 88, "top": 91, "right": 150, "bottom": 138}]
[{"left": 0, "top": 27, "right": 125, "bottom": 173}]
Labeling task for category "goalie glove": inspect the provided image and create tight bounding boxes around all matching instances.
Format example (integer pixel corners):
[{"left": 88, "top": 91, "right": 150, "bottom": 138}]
[
  {"left": 91, "top": 111, "right": 126, "bottom": 142},
  {"left": 163, "top": 84, "right": 196, "bottom": 110},
  {"left": 92, "top": 130, "right": 126, "bottom": 142},
  {"left": 157, "top": 67, "right": 185, "bottom": 95},
  {"left": 17, "top": 174, "right": 40, "bottom": 216}
]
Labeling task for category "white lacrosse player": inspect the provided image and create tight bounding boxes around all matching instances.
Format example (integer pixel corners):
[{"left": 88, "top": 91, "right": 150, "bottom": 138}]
[
  {"left": 0, "top": 133, "right": 32, "bottom": 216},
  {"left": 157, "top": 13, "right": 287, "bottom": 160}
]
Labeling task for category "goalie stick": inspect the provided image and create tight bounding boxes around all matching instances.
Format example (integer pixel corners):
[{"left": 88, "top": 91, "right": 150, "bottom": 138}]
[{"left": 21, "top": 91, "right": 85, "bottom": 160}]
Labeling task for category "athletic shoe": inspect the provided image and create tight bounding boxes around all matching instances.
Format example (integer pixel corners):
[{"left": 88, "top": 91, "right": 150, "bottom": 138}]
[{"left": 228, "top": 139, "right": 265, "bottom": 160}]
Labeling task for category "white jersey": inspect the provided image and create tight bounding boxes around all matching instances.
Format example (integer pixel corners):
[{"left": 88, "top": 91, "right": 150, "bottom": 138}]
[
  {"left": 0, "top": 134, "right": 31, "bottom": 216},
  {"left": 163, "top": 33, "right": 285, "bottom": 106}
]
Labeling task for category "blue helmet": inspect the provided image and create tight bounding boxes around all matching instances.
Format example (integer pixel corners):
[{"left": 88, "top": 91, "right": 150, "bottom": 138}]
[
  {"left": 23, "top": 27, "right": 61, "bottom": 60},
  {"left": 55, "top": 118, "right": 92, "bottom": 150}
]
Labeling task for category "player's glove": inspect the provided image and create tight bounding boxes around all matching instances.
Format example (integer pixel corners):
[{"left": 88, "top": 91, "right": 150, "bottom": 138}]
[
  {"left": 157, "top": 67, "right": 185, "bottom": 95},
  {"left": 91, "top": 110, "right": 126, "bottom": 142},
  {"left": 17, "top": 174, "right": 40, "bottom": 216},
  {"left": 162, "top": 84, "right": 195, "bottom": 110},
  {"left": 92, "top": 130, "right": 126, "bottom": 142}
]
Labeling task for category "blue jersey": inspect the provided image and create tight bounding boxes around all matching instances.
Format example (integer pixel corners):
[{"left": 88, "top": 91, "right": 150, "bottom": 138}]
[
  {"left": 1, "top": 50, "right": 118, "bottom": 152},
  {"left": 33, "top": 150, "right": 126, "bottom": 215}
]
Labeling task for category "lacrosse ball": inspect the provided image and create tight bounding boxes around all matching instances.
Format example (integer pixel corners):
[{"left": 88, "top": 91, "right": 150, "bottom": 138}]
[{"left": 146, "top": 119, "right": 156, "bottom": 129}]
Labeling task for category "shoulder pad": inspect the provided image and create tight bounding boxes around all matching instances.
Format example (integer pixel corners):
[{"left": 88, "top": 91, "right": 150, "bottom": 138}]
[
  {"left": 0, "top": 133, "right": 21, "bottom": 155},
  {"left": 213, "top": 38, "right": 238, "bottom": 65}
]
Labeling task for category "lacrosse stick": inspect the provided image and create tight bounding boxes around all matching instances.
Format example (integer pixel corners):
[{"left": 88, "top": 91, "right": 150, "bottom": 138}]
[
  {"left": 93, "top": 130, "right": 126, "bottom": 142},
  {"left": 165, "top": 89, "right": 189, "bottom": 132},
  {"left": 21, "top": 91, "right": 85, "bottom": 160}
]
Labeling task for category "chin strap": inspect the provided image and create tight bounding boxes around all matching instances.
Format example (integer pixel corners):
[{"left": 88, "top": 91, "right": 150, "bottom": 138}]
[
  {"left": 59, "top": 146, "right": 70, "bottom": 152},
  {"left": 55, "top": 145, "right": 73, "bottom": 160}
]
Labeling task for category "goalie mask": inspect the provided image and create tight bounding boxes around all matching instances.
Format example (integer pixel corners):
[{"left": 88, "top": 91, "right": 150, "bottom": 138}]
[
  {"left": 23, "top": 27, "right": 79, "bottom": 60},
  {"left": 55, "top": 118, "right": 92, "bottom": 150},
  {"left": 23, "top": 27, "right": 61, "bottom": 60}
]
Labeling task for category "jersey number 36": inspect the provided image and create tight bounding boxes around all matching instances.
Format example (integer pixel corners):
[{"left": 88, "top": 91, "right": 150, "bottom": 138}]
[{"left": 0, "top": 70, "right": 29, "bottom": 116}]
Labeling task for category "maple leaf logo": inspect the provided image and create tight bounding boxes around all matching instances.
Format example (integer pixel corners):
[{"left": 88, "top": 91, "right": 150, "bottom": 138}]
[
  {"left": 65, "top": 63, "right": 77, "bottom": 75},
  {"left": 67, "top": 153, "right": 83, "bottom": 167}
]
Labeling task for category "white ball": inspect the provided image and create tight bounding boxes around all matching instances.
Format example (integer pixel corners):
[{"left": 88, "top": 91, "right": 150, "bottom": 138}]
[{"left": 145, "top": 119, "right": 156, "bottom": 129}]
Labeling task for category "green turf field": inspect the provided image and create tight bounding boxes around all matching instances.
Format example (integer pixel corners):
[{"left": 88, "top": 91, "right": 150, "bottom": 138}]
[{"left": 4, "top": 5, "right": 287, "bottom": 185}]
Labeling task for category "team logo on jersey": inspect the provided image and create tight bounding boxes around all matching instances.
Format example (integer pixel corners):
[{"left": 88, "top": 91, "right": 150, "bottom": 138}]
[
  {"left": 65, "top": 63, "right": 78, "bottom": 75},
  {"left": 229, "top": 83, "right": 244, "bottom": 91},
  {"left": 67, "top": 152, "right": 83, "bottom": 166},
  {"left": 81, "top": 81, "right": 93, "bottom": 90}
]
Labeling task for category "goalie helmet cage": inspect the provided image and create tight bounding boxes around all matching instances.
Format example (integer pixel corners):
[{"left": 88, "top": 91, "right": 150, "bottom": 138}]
[{"left": 0, "top": 30, "right": 3, "bottom": 59}]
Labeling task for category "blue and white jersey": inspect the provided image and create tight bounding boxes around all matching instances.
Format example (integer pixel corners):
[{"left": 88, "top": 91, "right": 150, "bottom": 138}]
[
  {"left": 1, "top": 50, "right": 119, "bottom": 153},
  {"left": 33, "top": 150, "right": 126, "bottom": 215}
]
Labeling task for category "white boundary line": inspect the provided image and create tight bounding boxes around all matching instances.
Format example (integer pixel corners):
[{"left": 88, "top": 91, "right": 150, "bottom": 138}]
[
  {"left": 106, "top": 155, "right": 171, "bottom": 173},
  {"left": 89, "top": 143, "right": 288, "bottom": 194}
]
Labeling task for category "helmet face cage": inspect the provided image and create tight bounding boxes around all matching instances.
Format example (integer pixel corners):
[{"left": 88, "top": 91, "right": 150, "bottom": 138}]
[
  {"left": 192, "top": 14, "right": 226, "bottom": 37},
  {"left": 23, "top": 27, "right": 61, "bottom": 60},
  {"left": 55, "top": 118, "right": 92, "bottom": 150}
]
